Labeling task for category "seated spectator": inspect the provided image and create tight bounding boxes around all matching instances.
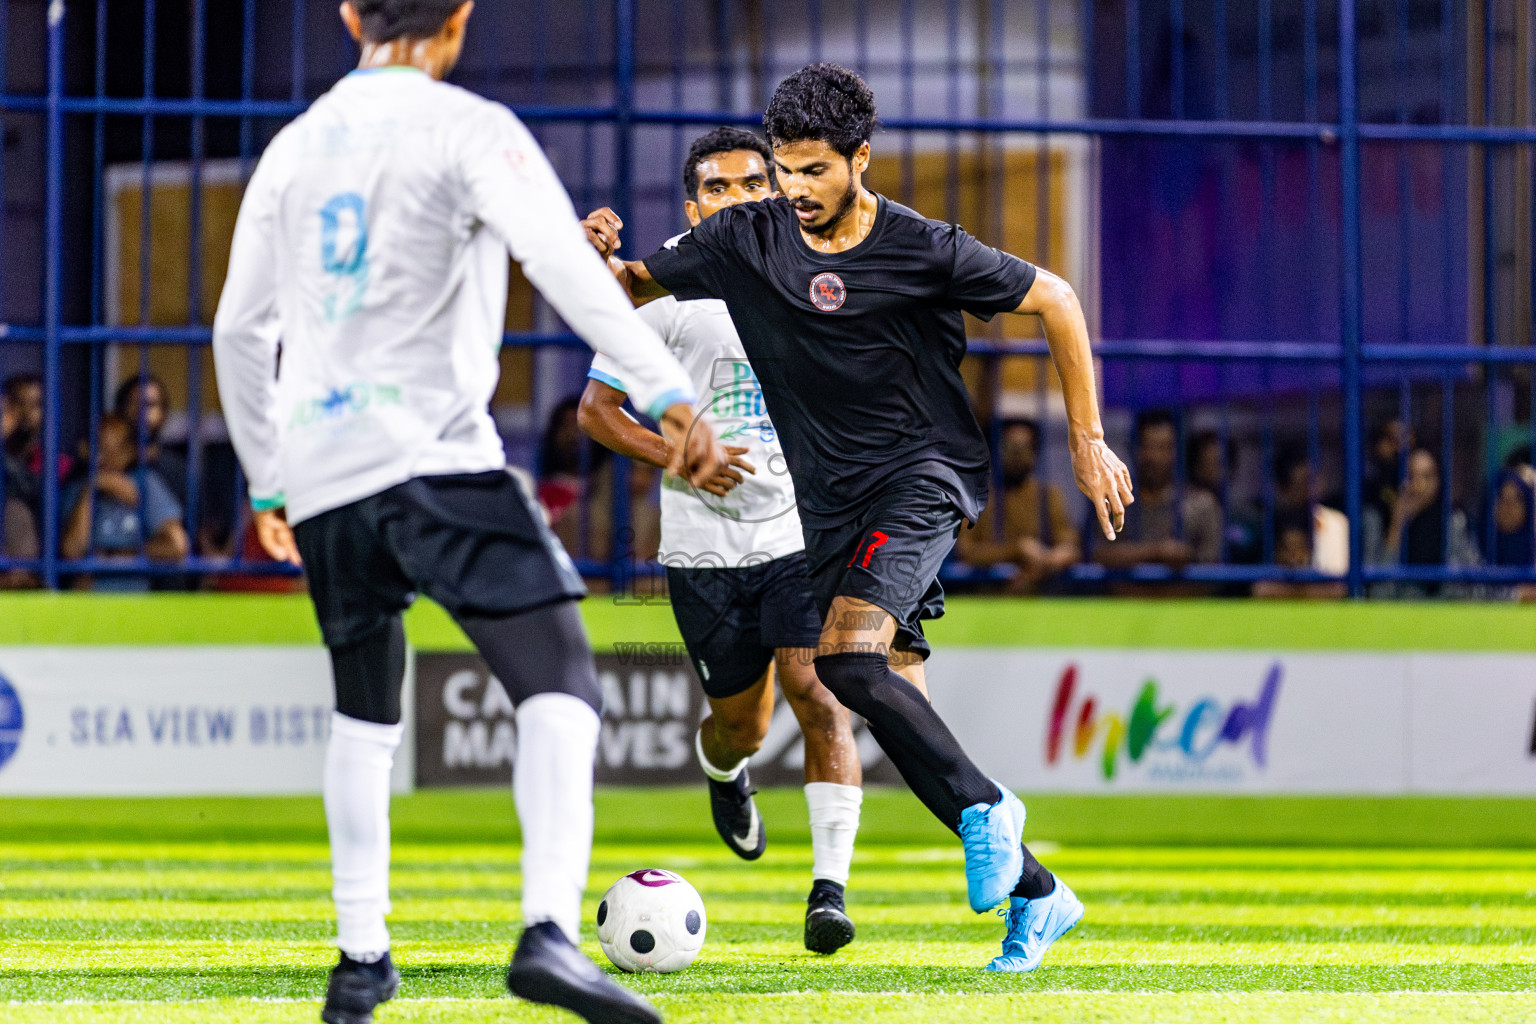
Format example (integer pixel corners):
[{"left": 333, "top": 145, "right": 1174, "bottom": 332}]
[
  {"left": 115, "top": 374, "right": 240, "bottom": 562},
  {"left": 1474, "top": 466, "right": 1536, "bottom": 602},
  {"left": 1363, "top": 447, "right": 1478, "bottom": 596},
  {"left": 60, "top": 413, "right": 188, "bottom": 590},
  {"left": 113, "top": 374, "right": 184, "bottom": 489},
  {"left": 0, "top": 497, "right": 39, "bottom": 589},
  {"left": 1185, "top": 429, "right": 1227, "bottom": 501},
  {"left": 1251, "top": 508, "right": 1347, "bottom": 600},
  {"left": 3, "top": 373, "right": 73, "bottom": 520},
  {"left": 956, "top": 417, "right": 1081, "bottom": 593},
  {"left": 537, "top": 396, "right": 651, "bottom": 568},
  {"left": 1094, "top": 410, "right": 1223, "bottom": 576},
  {"left": 1360, "top": 417, "right": 1413, "bottom": 518},
  {"left": 0, "top": 380, "right": 39, "bottom": 586},
  {"left": 1488, "top": 468, "right": 1536, "bottom": 568}
]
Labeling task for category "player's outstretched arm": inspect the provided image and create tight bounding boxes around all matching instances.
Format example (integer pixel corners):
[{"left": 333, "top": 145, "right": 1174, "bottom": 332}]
[
  {"left": 579, "top": 379, "right": 673, "bottom": 468},
  {"left": 460, "top": 108, "right": 700, "bottom": 450},
  {"left": 581, "top": 207, "right": 672, "bottom": 303},
  {"left": 1013, "top": 268, "right": 1134, "bottom": 540},
  {"left": 211, "top": 151, "right": 299, "bottom": 565},
  {"left": 579, "top": 379, "right": 755, "bottom": 496}
]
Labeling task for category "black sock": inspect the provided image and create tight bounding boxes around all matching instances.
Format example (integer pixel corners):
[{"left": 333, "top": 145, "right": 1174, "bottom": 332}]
[
  {"left": 810, "top": 878, "right": 845, "bottom": 903},
  {"left": 1010, "top": 844, "right": 1056, "bottom": 900},
  {"left": 339, "top": 950, "right": 394, "bottom": 979},
  {"left": 814, "top": 652, "right": 1000, "bottom": 833}
]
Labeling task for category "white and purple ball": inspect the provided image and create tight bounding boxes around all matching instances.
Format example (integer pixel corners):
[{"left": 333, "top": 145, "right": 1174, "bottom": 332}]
[{"left": 595, "top": 868, "right": 707, "bottom": 973}]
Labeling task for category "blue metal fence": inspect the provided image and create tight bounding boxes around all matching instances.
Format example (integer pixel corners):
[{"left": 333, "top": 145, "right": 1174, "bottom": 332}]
[{"left": 0, "top": 0, "right": 1532, "bottom": 597}]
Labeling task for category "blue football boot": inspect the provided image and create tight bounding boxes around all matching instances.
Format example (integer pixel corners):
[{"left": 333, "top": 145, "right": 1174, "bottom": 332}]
[
  {"left": 958, "top": 781, "right": 1026, "bottom": 913},
  {"left": 985, "top": 877, "right": 1085, "bottom": 973}
]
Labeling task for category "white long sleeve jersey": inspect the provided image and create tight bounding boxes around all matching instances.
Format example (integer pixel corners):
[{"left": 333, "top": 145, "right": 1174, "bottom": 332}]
[{"left": 213, "top": 67, "right": 694, "bottom": 525}]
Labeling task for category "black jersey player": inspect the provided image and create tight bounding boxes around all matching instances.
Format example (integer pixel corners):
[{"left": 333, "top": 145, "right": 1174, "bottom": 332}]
[{"left": 583, "top": 63, "right": 1133, "bottom": 972}]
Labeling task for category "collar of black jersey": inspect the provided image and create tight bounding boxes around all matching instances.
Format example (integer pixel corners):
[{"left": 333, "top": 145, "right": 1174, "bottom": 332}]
[{"left": 792, "top": 193, "right": 890, "bottom": 264}]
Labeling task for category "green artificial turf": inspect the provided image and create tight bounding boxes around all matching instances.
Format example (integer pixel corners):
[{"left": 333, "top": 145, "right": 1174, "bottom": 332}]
[
  {"left": 0, "top": 593, "right": 1529, "bottom": 652},
  {"left": 2, "top": 790, "right": 1535, "bottom": 1022}
]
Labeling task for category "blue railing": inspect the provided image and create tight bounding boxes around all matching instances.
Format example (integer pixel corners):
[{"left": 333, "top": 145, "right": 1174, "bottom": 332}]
[{"left": 0, "top": 0, "right": 1531, "bottom": 597}]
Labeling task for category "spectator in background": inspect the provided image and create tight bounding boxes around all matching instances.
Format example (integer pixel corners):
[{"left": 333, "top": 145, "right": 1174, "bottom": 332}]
[
  {"left": 1364, "top": 446, "right": 1478, "bottom": 596},
  {"left": 1479, "top": 467, "right": 1536, "bottom": 601},
  {"left": 537, "top": 396, "right": 604, "bottom": 523},
  {"left": 956, "top": 417, "right": 1080, "bottom": 592},
  {"left": 1185, "top": 429, "right": 1226, "bottom": 501},
  {"left": 116, "top": 373, "right": 241, "bottom": 561},
  {"left": 2, "top": 373, "right": 74, "bottom": 520},
  {"left": 1094, "top": 410, "right": 1223, "bottom": 576},
  {"left": 0, "top": 498, "right": 39, "bottom": 589},
  {"left": 536, "top": 395, "right": 660, "bottom": 570},
  {"left": 114, "top": 375, "right": 183, "bottom": 490},
  {"left": 1229, "top": 443, "right": 1347, "bottom": 576},
  {"left": 0, "top": 379, "right": 40, "bottom": 587},
  {"left": 60, "top": 413, "right": 188, "bottom": 590},
  {"left": 1251, "top": 507, "right": 1348, "bottom": 600},
  {"left": 1489, "top": 469, "right": 1535, "bottom": 566},
  {"left": 1361, "top": 417, "right": 1413, "bottom": 519},
  {"left": 537, "top": 396, "right": 610, "bottom": 558}
]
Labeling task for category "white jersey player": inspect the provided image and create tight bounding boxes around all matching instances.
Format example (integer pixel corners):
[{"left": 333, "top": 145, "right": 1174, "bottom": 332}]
[
  {"left": 579, "top": 128, "right": 863, "bottom": 955},
  {"left": 211, "top": 4, "right": 718, "bottom": 1024}
]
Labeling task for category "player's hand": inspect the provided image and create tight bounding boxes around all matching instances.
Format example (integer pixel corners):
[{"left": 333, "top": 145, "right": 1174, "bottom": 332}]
[
  {"left": 1156, "top": 538, "right": 1195, "bottom": 570},
  {"left": 254, "top": 507, "right": 302, "bottom": 566},
  {"left": 658, "top": 403, "right": 723, "bottom": 490},
  {"left": 1069, "top": 434, "right": 1134, "bottom": 541},
  {"left": 1016, "top": 536, "right": 1050, "bottom": 573},
  {"left": 582, "top": 207, "right": 623, "bottom": 259},
  {"left": 94, "top": 470, "right": 140, "bottom": 507},
  {"left": 699, "top": 445, "right": 756, "bottom": 497}
]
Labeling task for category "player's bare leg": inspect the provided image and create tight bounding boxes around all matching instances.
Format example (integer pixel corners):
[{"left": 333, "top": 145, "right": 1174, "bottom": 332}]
[
  {"left": 696, "top": 667, "right": 775, "bottom": 860},
  {"left": 698, "top": 668, "right": 776, "bottom": 769},
  {"left": 776, "top": 646, "right": 862, "bottom": 953}
]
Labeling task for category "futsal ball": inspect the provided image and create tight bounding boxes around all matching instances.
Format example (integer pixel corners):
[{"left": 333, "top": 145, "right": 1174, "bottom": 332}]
[{"left": 595, "top": 868, "right": 707, "bottom": 973}]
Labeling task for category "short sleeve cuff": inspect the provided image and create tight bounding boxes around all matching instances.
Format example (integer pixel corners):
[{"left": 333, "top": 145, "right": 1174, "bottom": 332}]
[
  {"left": 642, "top": 249, "right": 714, "bottom": 302},
  {"left": 645, "top": 388, "right": 696, "bottom": 423},
  {"left": 251, "top": 493, "right": 286, "bottom": 512},
  {"left": 587, "top": 367, "right": 629, "bottom": 394}
]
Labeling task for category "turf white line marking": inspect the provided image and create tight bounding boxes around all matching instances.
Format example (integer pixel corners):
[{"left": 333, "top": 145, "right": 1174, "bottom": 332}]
[{"left": 9, "top": 991, "right": 1535, "bottom": 1006}]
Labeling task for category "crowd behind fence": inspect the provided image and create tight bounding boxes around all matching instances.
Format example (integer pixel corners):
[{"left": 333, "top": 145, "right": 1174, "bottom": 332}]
[{"left": 0, "top": 0, "right": 1532, "bottom": 599}]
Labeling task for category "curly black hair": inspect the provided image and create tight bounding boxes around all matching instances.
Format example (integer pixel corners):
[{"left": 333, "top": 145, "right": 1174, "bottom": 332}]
[
  {"left": 348, "top": 0, "right": 465, "bottom": 43},
  {"left": 682, "top": 127, "right": 774, "bottom": 199},
  {"left": 762, "top": 63, "right": 877, "bottom": 159}
]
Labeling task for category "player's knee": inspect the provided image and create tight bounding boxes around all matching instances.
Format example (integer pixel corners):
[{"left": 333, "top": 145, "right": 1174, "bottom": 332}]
[
  {"left": 782, "top": 675, "right": 847, "bottom": 731},
  {"left": 713, "top": 713, "right": 767, "bottom": 757},
  {"left": 811, "top": 651, "right": 890, "bottom": 718}
]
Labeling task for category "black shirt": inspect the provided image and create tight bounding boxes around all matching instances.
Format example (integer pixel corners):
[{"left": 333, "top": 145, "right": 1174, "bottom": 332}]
[{"left": 644, "top": 194, "right": 1036, "bottom": 528}]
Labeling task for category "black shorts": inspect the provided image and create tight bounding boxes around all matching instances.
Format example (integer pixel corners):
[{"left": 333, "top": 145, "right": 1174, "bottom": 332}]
[
  {"left": 666, "top": 552, "right": 823, "bottom": 699},
  {"left": 803, "top": 478, "right": 964, "bottom": 660},
  {"left": 293, "top": 471, "right": 586, "bottom": 648}
]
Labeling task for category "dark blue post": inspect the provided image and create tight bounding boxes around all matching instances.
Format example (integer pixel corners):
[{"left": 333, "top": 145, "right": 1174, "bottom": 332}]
[
  {"left": 1480, "top": 0, "right": 1498, "bottom": 563},
  {"left": 1339, "top": 0, "right": 1365, "bottom": 597},
  {"left": 41, "top": 0, "right": 65, "bottom": 589},
  {"left": 186, "top": 0, "right": 208, "bottom": 556},
  {"left": 610, "top": 0, "right": 636, "bottom": 593}
]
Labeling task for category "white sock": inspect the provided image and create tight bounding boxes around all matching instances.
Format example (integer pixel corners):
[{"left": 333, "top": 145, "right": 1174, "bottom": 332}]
[
  {"left": 805, "top": 782, "right": 863, "bottom": 887},
  {"left": 695, "top": 725, "right": 748, "bottom": 782},
  {"left": 325, "top": 712, "right": 403, "bottom": 961},
  {"left": 515, "top": 692, "right": 601, "bottom": 945}
]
